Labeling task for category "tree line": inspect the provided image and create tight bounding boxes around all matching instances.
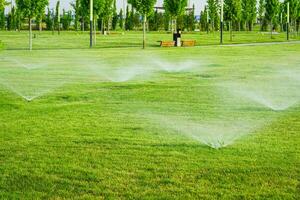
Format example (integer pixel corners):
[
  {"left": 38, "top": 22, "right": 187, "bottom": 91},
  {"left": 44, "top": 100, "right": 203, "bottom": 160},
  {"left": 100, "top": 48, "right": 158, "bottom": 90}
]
[
  {"left": 1, "top": 0, "right": 299, "bottom": 33},
  {"left": 199, "top": 0, "right": 300, "bottom": 35},
  {"left": 0, "top": 0, "right": 299, "bottom": 49}
]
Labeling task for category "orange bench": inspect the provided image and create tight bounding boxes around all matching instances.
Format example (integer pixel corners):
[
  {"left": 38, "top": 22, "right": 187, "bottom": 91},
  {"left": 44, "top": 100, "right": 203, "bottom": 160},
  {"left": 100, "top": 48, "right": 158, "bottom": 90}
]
[
  {"left": 158, "top": 41, "right": 175, "bottom": 47},
  {"left": 181, "top": 40, "right": 196, "bottom": 47}
]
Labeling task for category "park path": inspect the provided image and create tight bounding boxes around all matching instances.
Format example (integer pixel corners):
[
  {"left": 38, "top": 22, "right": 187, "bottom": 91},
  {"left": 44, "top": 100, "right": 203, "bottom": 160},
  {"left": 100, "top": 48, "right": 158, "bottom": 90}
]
[{"left": 219, "top": 41, "right": 300, "bottom": 47}]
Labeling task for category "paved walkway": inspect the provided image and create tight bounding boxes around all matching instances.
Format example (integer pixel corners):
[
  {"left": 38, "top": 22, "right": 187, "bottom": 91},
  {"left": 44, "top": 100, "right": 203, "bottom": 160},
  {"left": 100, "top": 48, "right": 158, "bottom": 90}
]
[{"left": 200, "top": 41, "right": 300, "bottom": 47}]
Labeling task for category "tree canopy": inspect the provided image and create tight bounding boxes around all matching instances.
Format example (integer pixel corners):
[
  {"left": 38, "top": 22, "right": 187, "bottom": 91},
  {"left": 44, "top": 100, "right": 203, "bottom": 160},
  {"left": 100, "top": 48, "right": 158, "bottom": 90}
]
[
  {"left": 128, "top": 0, "right": 157, "bottom": 16},
  {"left": 163, "top": 0, "right": 188, "bottom": 18},
  {"left": 15, "top": 0, "right": 48, "bottom": 19}
]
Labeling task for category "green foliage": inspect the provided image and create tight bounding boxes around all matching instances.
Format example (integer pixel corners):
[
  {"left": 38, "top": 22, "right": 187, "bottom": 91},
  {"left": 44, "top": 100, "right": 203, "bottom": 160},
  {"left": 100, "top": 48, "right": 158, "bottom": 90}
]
[
  {"left": 224, "top": 0, "right": 242, "bottom": 28},
  {"left": 207, "top": 0, "right": 219, "bottom": 31},
  {"left": 199, "top": 7, "right": 207, "bottom": 31},
  {"left": 148, "top": 10, "right": 164, "bottom": 31},
  {"left": 163, "top": 12, "right": 170, "bottom": 31},
  {"left": 61, "top": 10, "right": 72, "bottom": 30},
  {"left": 15, "top": 0, "right": 48, "bottom": 19},
  {"left": 128, "top": 0, "right": 157, "bottom": 16},
  {"left": 258, "top": 0, "right": 267, "bottom": 31},
  {"left": 241, "top": 0, "right": 257, "bottom": 31},
  {"left": 186, "top": 4, "right": 195, "bottom": 31},
  {"left": 0, "top": 8, "right": 6, "bottom": 30},
  {"left": 125, "top": 5, "right": 131, "bottom": 30},
  {"left": 0, "top": 0, "right": 9, "bottom": 10},
  {"left": 55, "top": 1, "right": 60, "bottom": 30},
  {"left": 71, "top": 0, "right": 80, "bottom": 31},
  {"left": 111, "top": 0, "right": 118, "bottom": 30},
  {"left": 119, "top": 8, "right": 124, "bottom": 30},
  {"left": 45, "top": 7, "right": 53, "bottom": 30},
  {"left": 265, "top": 0, "right": 279, "bottom": 24},
  {"left": 94, "top": 0, "right": 104, "bottom": 16},
  {"left": 163, "top": 0, "right": 187, "bottom": 18}
]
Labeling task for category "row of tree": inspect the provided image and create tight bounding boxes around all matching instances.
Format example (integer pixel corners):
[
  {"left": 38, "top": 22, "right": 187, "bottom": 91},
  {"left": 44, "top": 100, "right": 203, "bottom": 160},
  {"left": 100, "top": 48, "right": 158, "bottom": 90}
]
[
  {"left": 199, "top": 0, "right": 300, "bottom": 38},
  {"left": 1, "top": 0, "right": 300, "bottom": 49}
]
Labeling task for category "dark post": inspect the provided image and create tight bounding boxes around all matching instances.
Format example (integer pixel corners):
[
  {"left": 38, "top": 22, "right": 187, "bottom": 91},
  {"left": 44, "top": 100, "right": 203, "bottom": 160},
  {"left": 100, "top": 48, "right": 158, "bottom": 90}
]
[
  {"left": 287, "top": 2, "right": 290, "bottom": 41},
  {"left": 220, "top": 0, "right": 224, "bottom": 44},
  {"left": 90, "top": 0, "right": 93, "bottom": 48}
]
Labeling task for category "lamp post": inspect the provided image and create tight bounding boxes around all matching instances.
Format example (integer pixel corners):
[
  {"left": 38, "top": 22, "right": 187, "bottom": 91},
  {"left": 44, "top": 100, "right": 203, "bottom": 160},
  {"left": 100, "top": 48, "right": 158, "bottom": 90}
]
[
  {"left": 90, "top": 0, "right": 93, "bottom": 48},
  {"left": 123, "top": 0, "right": 125, "bottom": 31},
  {"left": 287, "top": 2, "right": 289, "bottom": 41},
  {"left": 58, "top": 1, "right": 60, "bottom": 35},
  {"left": 220, "top": 0, "right": 224, "bottom": 44}
]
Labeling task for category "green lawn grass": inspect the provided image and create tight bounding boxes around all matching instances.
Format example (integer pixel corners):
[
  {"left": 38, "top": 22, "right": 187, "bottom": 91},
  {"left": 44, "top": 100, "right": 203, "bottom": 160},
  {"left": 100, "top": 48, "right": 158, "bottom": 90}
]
[
  {"left": 0, "top": 31, "right": 299, "bottom": 199},
  {"left": 0, "top": 30, "right": 299, "bottom": 50}
]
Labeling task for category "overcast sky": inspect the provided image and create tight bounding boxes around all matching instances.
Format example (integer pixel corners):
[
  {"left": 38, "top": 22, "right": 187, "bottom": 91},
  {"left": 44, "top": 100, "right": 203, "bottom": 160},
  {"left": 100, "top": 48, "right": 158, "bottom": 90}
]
[{"left": 6, "top": 0, "right": 205, "bottom": 14}]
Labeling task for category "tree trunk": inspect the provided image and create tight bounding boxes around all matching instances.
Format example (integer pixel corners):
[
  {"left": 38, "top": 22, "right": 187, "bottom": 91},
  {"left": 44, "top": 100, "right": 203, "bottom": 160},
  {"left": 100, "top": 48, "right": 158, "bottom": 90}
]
[
  {"left": 270, "top": 22, "right": 273, "bottom": 39},
  {"left": 230, "top": 21, "right": 232, "bottom": 42},
  {"left": 143, "top": 14, "right": 146, "bottom": 49},
  {"left": 29, "top": 18, "right": 32, "bottom": 51},
  {"left": 93, "top": 16, "right": 97, "bottom": 45},
  {"left": 101, "top": 19, "right": 104, "bottom": 34},
  {"left": 58, "top": 21, "right": 60, "bottom": 35},
  {"left": 39, "top": 22, "right": 42, "bottom": 32},
  {"left": 52, "top": 19, "right": 54, "bottom": 35}
]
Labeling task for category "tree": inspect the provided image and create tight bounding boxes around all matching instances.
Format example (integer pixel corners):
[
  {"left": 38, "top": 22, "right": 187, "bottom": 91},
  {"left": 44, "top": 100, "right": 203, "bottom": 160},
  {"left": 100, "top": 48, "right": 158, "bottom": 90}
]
[
  {"left": 119, "top": 8, "right": 124, "bottom": 30},
  {"left": 148, "top": 9, "right": 164, "bottom": 31},
  {"left": 207, "top": 0, "right": 219, "bottom": 31},
  {"left": 45, "top": 7, "right": 53, "bottom": 30},
  {"left": 125, "top": 5, "right": 130, "bottom": 30},
  {"left": 258, "top": 0, "right": 266, "bottom": 31},
  {"left": 128, "top": 0, "right": 157, "bottom": 49},
  {"left": 36, "top": 3, "right": 46, "bottom": 31},
  {"left": 163, "top": 11, "right": 170, "bottom": 31},
  {"left": 265, "top": 0, "right": 279, "bottom": 38},
  {"left": 241, "top": 0, "right": 256, "bottom": 31},
  {"left": 199, "top": 7, "right": 207, "bottom": 31},
  {"left": 163, "top": 0, "right": 188, "bottom": 32},
  {"left": 7, "top": 6, "right": 17, "bottom": 30},
  {"left": 225, "top": 0, "right": 242, "bottom": 39},
  {"left": 79, "top": 0, "right": 89, "bottom": 31},
  {"left": 55, "top": 1, "right": 60, "bottom": 34},
  {"left": 0, "top": 0, "right": 9, "bottom": 30},
  {"left": 0, "top": 8, "right": 4, "bottom": 30},
  {"left": 0, "top": 0, "right": 9, "bottom": 10},
  {"left": 285, "top": 0, "right": 300, "bottom": 34},
  {"left": 16, "top": 0, "right": 48, "bottom": 50},
  {"left": 61, "top": 9, "right": 72, "bottom": 30},
  {"left": 71, "top": 0, "right": 81, "bottom": 31},
  {"left": 11, "top": 6, "right": 17, "bottom": 30},
  {"left": 111, "top": 0, "right": 118, "bottom": 30},
  {"left": 186, "top": 4, "right": 195, "bottom": 31},
  {"left": 100, "top": 0, "right": 114, "bottom": 33}
]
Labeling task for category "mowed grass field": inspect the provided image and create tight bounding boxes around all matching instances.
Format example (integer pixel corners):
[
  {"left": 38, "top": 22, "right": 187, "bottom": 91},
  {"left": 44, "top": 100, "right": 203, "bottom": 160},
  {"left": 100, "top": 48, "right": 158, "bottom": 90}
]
[
  {"left": 0, "top": 31, "right": 299, "bottom": 199},
  {"left": 0, "top": 29, "right": 300, "bottom": 49}
]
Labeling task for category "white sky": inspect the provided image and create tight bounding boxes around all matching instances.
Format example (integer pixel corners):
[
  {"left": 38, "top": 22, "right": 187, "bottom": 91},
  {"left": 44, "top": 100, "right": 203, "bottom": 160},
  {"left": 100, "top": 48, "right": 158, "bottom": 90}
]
[{"left": 6, "top": 0, "right": 206, "bottom": 14}]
